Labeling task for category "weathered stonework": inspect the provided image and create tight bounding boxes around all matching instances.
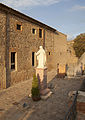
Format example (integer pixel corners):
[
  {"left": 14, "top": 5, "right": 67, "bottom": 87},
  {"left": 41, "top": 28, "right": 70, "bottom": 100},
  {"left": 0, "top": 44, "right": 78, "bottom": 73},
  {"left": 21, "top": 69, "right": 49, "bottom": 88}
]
[
  {"left": 0, "top": 11, "right": 6, "bottom": 89},
  {"left": 0, "top": 3, "right": 77, "bottom": 89}
]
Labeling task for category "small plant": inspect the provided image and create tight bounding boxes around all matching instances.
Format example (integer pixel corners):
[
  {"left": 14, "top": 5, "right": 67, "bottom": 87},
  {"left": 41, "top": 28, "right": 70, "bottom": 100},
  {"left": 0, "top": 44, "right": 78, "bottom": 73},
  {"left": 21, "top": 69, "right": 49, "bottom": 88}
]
[{"left": 31, "top": 74, "right": 41, "bottom": 101}]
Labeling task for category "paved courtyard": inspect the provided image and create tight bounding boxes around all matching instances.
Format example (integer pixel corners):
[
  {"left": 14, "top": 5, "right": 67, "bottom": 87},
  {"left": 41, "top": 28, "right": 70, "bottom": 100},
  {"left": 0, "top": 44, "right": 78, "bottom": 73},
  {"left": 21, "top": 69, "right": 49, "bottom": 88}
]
[{"left": 0, "top": 70, "right": 84, "bottom": 120}]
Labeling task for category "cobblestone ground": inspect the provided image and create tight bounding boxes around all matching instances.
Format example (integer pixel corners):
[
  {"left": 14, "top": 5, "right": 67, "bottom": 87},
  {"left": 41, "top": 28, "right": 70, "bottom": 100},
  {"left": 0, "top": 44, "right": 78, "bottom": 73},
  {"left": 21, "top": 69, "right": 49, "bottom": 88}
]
[{"left": 0, "top": 70, "right": 84, "bottom": 120}]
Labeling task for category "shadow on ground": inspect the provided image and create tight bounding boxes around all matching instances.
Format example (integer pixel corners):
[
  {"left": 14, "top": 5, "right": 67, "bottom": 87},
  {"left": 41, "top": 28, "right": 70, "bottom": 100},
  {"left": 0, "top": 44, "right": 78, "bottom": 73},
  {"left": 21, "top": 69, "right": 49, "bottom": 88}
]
[
  {"left": 0, "top": 75, "right": 84, "bottom": 120},
  {"left": 79, "top": 78, "right": 85, "bottom": 91}
]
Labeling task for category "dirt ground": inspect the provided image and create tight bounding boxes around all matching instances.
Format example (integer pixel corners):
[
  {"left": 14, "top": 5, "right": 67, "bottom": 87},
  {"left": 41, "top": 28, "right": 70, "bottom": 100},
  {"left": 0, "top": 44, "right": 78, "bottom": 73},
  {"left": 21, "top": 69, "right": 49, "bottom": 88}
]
[{"left": 0, "top": 70, "right": 84, "bottom": 120}]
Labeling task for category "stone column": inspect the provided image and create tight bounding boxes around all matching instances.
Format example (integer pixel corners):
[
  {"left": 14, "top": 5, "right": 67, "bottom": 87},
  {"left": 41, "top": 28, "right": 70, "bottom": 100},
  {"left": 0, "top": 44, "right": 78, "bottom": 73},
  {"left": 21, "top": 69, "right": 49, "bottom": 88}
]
[{"left": 36, "top": 67, "right": 50, "bottom": 96}]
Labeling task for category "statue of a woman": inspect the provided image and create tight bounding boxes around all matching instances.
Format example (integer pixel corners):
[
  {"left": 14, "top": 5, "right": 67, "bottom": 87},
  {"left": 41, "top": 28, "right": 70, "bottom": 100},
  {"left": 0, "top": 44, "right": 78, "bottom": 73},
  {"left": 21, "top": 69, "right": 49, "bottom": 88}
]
[{"left": 36, "top": 46, "right": 46, "bottom": 68}]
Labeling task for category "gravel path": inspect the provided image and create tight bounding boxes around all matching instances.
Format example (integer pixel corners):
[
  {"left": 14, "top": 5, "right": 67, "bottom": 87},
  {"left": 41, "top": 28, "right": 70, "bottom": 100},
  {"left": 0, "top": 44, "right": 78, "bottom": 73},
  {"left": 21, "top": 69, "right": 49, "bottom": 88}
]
[{"left": 0, "top": 70, "right": 84, "bottom": 120}]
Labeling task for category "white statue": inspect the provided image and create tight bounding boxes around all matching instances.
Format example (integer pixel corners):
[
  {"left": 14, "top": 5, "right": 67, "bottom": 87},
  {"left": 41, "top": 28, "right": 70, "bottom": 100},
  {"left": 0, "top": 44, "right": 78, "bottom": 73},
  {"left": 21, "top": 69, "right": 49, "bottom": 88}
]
[{"left": 36, "top": 46, "right": 46, "bottom": 68}]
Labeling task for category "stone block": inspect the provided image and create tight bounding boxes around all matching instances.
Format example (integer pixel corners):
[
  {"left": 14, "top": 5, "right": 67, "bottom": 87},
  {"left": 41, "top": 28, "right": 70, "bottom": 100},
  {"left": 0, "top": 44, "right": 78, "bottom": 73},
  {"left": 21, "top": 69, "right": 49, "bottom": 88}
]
[{"left": 36, "top": 67, "right": 47, "bottom": 92}]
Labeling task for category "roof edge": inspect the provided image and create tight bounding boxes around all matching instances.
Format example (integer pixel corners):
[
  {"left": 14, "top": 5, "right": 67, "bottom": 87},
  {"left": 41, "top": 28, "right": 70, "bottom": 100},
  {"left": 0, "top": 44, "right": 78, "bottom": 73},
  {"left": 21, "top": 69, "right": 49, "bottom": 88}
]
[
  {"left": 0, "top": 3, "right": 66, "bottom": 36},
  {"left": 0, "top": 3, "right": 56, "bottom": 32}
]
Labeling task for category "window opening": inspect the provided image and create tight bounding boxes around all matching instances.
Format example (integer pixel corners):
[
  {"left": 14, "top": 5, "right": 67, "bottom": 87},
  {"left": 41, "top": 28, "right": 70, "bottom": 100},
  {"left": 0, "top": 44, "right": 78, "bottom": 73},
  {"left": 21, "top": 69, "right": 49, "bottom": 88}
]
[
  {"left": 11, "top": 52, "right": 16, "bottom": 70},
  {"left": 32, "top": 52, "right": 35, "bottom": 66},
  {"left": 17, "top": 24, "right": 21, "bottom": 30},
  {"left": 39, "top": 29, "right": 42, "bottom": 38},
  {"left": 49, "top": 52, "right": 50, "bottom": 55},
  {"left": 32, "top": 28, "right": 36, "bottom": 34}
]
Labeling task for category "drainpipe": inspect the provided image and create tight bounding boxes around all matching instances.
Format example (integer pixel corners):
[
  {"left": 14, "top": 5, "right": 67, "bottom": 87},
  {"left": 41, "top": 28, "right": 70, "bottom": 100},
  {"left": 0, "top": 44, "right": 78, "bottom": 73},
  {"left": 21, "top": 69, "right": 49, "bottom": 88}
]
[{"left": 43, "top": 28, "right": 45, "bottom": 50}]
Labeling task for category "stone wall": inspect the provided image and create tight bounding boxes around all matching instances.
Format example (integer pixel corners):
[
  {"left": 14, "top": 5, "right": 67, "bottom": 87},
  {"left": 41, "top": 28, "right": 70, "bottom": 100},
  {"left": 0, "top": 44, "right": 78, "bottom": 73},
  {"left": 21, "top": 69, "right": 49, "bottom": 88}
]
[
  {"left": 8, "top": 14, "right": 58, "bottom": 85},
  {"left": 0, "top": 3, "right": 78, "bottom": 88},
  {"left": 9, "top": 14, "right": 44, "bottom": 85},
  {"left": 54, "top": 32, "right": 67, "bottom": 66},
  {"left": 8, "top": 12, "right": 70, "bottom": 85},
  {"left": 45, "top": 29, "right": 55, "bottom": 70},
  {"left": 0, "top": 11, "right": 6, "bottom": 89}
]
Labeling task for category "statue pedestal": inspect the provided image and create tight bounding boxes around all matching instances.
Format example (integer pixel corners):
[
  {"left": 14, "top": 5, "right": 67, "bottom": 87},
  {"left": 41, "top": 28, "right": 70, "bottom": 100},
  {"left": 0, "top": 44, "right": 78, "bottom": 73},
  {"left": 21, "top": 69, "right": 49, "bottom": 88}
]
[{"left": 36, "top": 67, "right": 52, "bottom": 99}]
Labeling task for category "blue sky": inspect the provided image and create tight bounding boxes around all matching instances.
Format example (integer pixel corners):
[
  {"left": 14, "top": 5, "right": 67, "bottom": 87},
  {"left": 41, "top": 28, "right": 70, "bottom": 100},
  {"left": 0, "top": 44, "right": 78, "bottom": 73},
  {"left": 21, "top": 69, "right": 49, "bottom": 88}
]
[{"left": 0, "top": 0, "right": 85, "bottom": 40}]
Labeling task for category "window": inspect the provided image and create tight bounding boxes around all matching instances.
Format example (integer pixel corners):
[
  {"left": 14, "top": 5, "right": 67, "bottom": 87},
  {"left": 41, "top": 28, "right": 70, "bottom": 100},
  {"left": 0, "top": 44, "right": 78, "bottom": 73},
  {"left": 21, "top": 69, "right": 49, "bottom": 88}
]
[
  {"left": 49, "top": 52, "right": 50, "bottom": 55},
  {"left": 32, "top": 28, "right": 36, "bottom": 34},
  {"left": 11, "top": 52, "right": 16, "bottom": 70},
  {"left": 57, "top": 63, "right": 59, "bottom": 74},
  {"left": 39, "top": 29, "right": 42, "bottom": 38},
  {"left": 32, "top": 52, "right": 35, "bottom": 66},
  {"left": 17, "top": 24, "right": 22, "bottom": 30}
]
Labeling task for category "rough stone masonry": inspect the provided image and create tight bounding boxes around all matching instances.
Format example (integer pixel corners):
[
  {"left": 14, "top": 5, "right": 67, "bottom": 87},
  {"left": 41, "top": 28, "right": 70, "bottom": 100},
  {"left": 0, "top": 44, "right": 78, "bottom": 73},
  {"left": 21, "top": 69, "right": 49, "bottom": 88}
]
[{"left": 0, "top": 3, "right": 77, "bottom": 89}]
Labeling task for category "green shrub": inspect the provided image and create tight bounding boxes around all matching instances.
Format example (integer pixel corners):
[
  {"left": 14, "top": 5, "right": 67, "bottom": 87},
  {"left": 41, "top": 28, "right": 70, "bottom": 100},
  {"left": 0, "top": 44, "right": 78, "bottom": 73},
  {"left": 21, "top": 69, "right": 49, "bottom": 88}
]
[
  {"left": 73, "top": 33, "right": 85, "bottom": 58},
  {"left": 31, "top": 74, "right": 40, "bottom": 100}
]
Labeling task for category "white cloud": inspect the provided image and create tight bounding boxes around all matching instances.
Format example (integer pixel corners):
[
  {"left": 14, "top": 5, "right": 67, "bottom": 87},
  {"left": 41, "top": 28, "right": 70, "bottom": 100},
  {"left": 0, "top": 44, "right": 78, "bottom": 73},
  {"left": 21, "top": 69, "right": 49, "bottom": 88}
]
[
  {"left": 0, "top": 0, "right": 61, "bottom": 8},
  {"left": 70, "top": 5, "right": 85, "bottom": 11}
]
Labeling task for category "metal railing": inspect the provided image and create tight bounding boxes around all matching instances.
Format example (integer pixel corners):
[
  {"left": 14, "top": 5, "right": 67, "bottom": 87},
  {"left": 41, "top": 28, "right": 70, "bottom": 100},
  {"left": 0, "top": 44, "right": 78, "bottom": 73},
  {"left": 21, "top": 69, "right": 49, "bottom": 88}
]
[{"left": 64, "top": 91, "right": 78, "bottom": 120}]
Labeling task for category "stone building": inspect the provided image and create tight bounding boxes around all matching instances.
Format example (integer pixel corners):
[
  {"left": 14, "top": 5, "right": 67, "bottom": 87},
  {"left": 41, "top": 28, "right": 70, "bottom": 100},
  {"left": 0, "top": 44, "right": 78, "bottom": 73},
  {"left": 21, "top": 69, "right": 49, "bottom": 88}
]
[{"left": 0, "top": 3, "right": 77, "bottom": 89}]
